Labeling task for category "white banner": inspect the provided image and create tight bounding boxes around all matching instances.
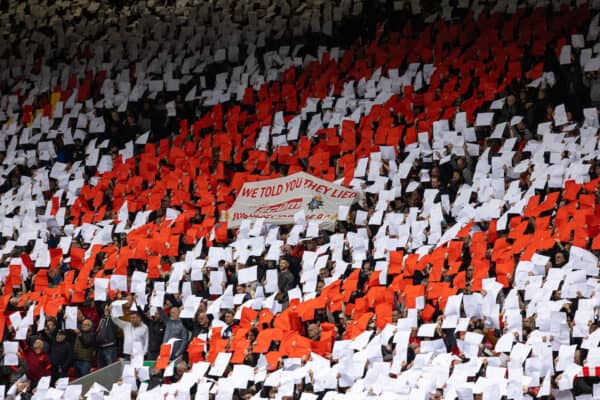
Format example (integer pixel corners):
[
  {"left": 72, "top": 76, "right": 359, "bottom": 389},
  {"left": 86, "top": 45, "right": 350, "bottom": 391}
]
[{"left": 226, "top": 172, "right": 357, "bottom": 230}]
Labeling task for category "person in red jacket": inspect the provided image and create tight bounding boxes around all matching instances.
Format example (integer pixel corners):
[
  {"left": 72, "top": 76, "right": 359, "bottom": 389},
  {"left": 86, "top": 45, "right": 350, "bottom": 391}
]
[{"left": 24, "top": 339, "right": 52, "bottom": 386}]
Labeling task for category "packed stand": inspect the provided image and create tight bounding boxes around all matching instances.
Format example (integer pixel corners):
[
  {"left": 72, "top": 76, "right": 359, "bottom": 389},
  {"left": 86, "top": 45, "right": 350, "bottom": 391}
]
[{"left": 2, "top": 0, "right": 600, "bottom": 399}]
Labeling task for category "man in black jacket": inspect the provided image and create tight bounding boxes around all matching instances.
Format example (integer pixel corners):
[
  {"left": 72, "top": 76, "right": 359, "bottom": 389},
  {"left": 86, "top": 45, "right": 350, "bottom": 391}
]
[
  {"left": 95, "top": 304, "right": 118, "bottom": 368},
  {"left": 49, "top": 330, "right": 73, "bottom": 384},
  {"left": 182, "top": 311, "right": 211, "bottom": 338},
  {"left": 140, "top": 307, "right": 165, "bottom": 361},
  {"left": 71, "top": 319, "right": 96, "bottom": 378},
  {"left": 276, "top": 258, "right": 296, "bottom": 310}
]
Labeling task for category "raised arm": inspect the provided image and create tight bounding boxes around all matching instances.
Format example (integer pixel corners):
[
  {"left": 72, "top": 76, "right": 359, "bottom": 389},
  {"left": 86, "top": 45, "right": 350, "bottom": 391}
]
[
  {"left": 157, "top": 307, "right": 169, "bottom": 323},
  {"left": 111, "top": 315, "right": 129, "bottom": 330}
]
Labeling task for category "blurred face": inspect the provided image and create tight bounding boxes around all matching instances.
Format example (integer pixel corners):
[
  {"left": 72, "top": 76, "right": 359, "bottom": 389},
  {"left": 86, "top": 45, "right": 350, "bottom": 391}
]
[
  {"left": 131, "top": 313, "right": 142, "bottom": 327},
  {"left": 33, "top": 340, "right": 44, "bottom": 354},
  {"left": 316, "top": 281, "right": 325, "bottom": 294},
  {"left": 224, "top": 312, "right": 234, "bottom": 325},
  {"left": 338, "top": 315, "right": 347, "bottom": 328},
  {"left": 392, "top": 309, "right": 400, "bottom": 323},
  {"left": 452, "top": 171, "right": 461, "bottom": 182},
  {"left": 307, "top": 323, "right": 319, "bottom": 339},
  {"left": 56, "top": 332, "right": 66, "bottom": 342},
  {"left": 170, "top": 307, "right": 180, "bottom": 320},
  {"left": 45, "top": 320, "right": 57, "bottom": 333},
  {"left": 176, "top": 362, "right": 188, "bottom": 376},
  {"left": 197, "top": 312, "right": 209, "bottom": 327},
  {"left": 81, "top": 319, "right": 93, "bottom": 332},
  {"left": 280, "top": 259, "right": 289, "bottom": 271},
  {"left": 319, "top": 268, "right": 328, "bottom": 279},
  {"left": 466, "top": 265, "right": 474, "bottom": 278},
  {"left": 430, "top": 390, "right": 443, "bottom": 400}
]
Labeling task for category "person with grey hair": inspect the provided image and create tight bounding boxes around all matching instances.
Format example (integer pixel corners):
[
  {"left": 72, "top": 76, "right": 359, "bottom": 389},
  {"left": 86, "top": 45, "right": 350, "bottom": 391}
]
[
  {"left": 71, "top": 319, "right": 95, "bottom": 378},
  {"left": 158, "top": 306, "right": 190, "bottom": 360}
]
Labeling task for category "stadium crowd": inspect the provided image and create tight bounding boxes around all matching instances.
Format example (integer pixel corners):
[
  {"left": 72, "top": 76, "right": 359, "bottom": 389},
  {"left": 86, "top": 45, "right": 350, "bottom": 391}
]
[{"left": 2, "top": 0, "right": 600, "bottom": 399}]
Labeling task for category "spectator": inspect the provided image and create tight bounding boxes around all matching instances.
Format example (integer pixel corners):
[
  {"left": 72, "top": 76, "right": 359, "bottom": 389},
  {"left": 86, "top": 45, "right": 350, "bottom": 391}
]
[
  {"left": 221, "top": 309, "right": 236, "bottom": 339},
  {"left": 140, "top": 307, "right": 165, "bottom": 361},
  {"left": 167, "top": 360, "right": 188, "bottom": 384},
  {"left": 584, "top": 70, "right": 600, "bottom": 108},
  {"left": 0, "top": 351, "right": 28, "bottom": 388},
  {"left": 49, "top": 330, "right": 72, "bottom": 384},
  {"left": 275, "top": 259, "right": 295, "bottom": 310},
  {"left": 158, "top": 306, "right": 189, "bottom": 360},
  {"left": 72, "top": 319, "right": 96, "bottom": 378},
  {"left": 23, "top": 339, "right": 51, "bottom": 386},
  {"left": 112, "top": 311, "right": 149, "bottom": 360},
  {"left": 95, "top": 304, "right": 118, "bottom": 368},
  {"left": 450, "top": 154, "right": 474, "bottom": 186},
  {"left": 5, "top": 377, "right": 32, "bottom": 400},
  {"left": 182, "top": 311, "right": 211, "bottom": 338}
]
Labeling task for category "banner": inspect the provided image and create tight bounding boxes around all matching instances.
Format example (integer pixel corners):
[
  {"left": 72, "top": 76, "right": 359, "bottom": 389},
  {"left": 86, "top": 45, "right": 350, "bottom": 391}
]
[{"left": 227, "top": 172, "right": 357, "bottom": 230}]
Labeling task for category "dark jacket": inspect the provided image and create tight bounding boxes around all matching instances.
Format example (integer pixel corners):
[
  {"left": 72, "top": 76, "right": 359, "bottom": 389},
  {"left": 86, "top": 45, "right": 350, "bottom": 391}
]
[
  {"left": 277, "top": 269, "right": 296, "bottom": 307},
  {"left": 140, "top": 312, "right": 166, "bottom": 359},
  {"left": 73, "top": 331, "right": 96, "bottom": 362},
  {"left": 181, "top": 318, "right": 211, "bottom": 338},
  {"left": 96, "top": 316, "right": 118, "bottom": 348},
  {"left": 49, "top": 339, "right": 73, "bottom": 372}
]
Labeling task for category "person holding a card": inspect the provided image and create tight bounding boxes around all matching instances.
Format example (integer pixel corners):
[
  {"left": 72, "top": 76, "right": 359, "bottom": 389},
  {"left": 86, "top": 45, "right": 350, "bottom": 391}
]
[
  {"left": 23, "top": 339, "right": 51, "bottom": 387},
  {"left": 275, "top": 258, "right": 296, "bottom": 310},
  {"left": 181, "top": 310, "right": 212, "bottom": 339},
  {"left": 49, "top": 330, "right": 72, "bottom": 384},
  {"left": 0, "top": 350, "right": 27, "bottom": 389},
  {"left": 6, "top": 377, "right": 33, "bottom": 400},
  {"left": 158, "top": 306, "right": 190, "bottom": 360},
  {"left": 71, "top": 319, "right": 96, "bottom": 378},
  {"left": 95, "top": 305, "right": 118, "bottom": 368},
  {"left": 139, "top": 307, "right": 166, "bottom": 361}
]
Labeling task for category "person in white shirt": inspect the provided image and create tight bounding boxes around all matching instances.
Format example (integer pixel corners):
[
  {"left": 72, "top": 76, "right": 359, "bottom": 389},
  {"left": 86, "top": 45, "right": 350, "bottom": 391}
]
[{"left": 112, "top": 311, "right": 149, "bottom": 359}]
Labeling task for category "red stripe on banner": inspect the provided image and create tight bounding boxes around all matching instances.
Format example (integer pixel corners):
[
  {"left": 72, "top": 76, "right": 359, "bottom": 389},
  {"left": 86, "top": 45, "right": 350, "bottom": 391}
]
[{"left": 582, "top": 366, "right": 589, "bottom": 377}]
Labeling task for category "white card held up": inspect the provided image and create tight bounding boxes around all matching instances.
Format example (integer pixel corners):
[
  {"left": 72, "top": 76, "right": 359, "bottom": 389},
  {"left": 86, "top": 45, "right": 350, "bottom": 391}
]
[
  {"left": 209, "top": 352, "right": 232, "bottom": 377},
  {"left": 560, "top": 45, "right": 572, "bottom": 65},
  {"left": 65, "top": 306, "right": 78, "bottom": 330},
  {"left": 237, "top": 266, "right": 257, "bottom": 284},
  {"left": 110, "top": 274, "right": 128, "bottom": 292},
  {"left": 475, "top": 112, "right": 494, "bottom": 126},
  {"left": 94, "top": 278, "right": 109, "bottom": 301},
  {"left": 554, "top": 104, "right": 569, "bottom": 126},
  {"left": 337, "top": 205, "right": 350, "bottom": 221}
]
